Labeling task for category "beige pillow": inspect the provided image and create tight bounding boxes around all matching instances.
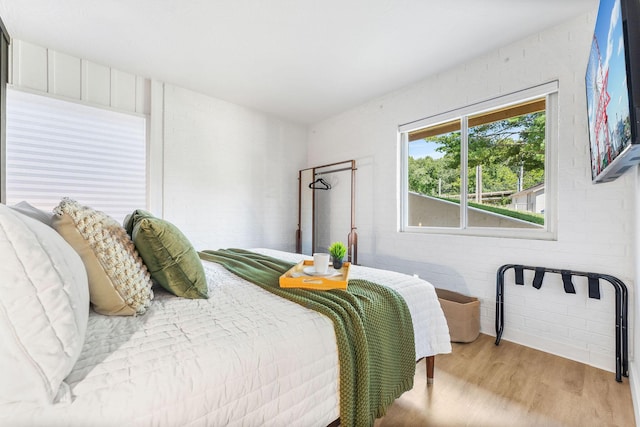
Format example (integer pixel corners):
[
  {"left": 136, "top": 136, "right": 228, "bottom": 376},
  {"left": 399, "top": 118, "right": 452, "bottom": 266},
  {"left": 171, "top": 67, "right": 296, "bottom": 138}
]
[{"left": 52, "top": 199, "right": 153, "bottom": 316}]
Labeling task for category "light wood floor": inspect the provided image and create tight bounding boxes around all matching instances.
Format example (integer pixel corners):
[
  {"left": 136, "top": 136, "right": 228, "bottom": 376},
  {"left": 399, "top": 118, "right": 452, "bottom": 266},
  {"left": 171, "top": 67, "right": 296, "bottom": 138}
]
[{"left": 375, "top": 334, "right": 636, "bottom": 427}]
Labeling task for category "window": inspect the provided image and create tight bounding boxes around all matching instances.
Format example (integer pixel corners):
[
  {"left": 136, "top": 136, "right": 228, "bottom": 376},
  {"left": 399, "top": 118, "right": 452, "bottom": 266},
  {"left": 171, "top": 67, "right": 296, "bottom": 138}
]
[
  {"left": 5, "top": 89, "right": 147, "bottom": 223},
  {"left": 399, "top": 82, "right": 557, "bottom": 239}
]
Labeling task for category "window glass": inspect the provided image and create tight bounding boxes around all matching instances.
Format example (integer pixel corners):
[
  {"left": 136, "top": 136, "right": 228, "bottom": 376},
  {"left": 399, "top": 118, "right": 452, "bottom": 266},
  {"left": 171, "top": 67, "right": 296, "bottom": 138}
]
[
  {"left": 407, "top": 122, "right": 461, "bottom": 227},
  {"left": 466, "top": 105, "right": 545, "bottom": 228},
  {"left": 400, "top": 82, "right": 557, "bottom": 238}
]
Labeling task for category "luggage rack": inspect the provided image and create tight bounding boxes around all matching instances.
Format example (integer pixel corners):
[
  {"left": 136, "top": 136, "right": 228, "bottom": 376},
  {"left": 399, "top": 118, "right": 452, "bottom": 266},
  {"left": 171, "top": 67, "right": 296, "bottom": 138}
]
[{"left": 495, "top": 264, "right": 628, "bottom": 382}]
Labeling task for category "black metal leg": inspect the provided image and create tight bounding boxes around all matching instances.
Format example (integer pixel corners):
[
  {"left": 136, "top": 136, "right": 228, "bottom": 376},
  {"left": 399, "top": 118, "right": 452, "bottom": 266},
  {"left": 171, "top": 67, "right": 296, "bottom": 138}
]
[
  {"left": 614, "top": 283, "right": 622, "bottom": 382},
  {"left": 495, "top": 265, "right": 510, "bottom": 345},
  {"left": 621, "top": 279, "right": 629, "bottom": 377},
  {"left": 613, "top": 276, "right": 629, "bottom": 378}
]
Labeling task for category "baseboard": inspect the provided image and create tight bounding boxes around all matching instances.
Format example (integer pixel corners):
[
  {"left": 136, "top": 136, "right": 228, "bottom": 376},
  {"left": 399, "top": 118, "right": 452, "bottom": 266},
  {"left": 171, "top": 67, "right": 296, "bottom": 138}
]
[
  {"left": 630, "top": 360, "right": 640, "bottom": 425},
  {"left": 482, "top": 325, "right": 614, "bottom": 372}
]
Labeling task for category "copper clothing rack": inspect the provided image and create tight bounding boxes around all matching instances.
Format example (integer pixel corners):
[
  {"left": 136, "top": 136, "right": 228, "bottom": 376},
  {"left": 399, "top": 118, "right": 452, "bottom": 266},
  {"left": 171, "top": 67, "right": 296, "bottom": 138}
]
[
  {"left": 495, "top": 264, "right": 628, "bottom": 382},
  {"left": 296, "top": 160, "right": 357, "bottom": 264}
]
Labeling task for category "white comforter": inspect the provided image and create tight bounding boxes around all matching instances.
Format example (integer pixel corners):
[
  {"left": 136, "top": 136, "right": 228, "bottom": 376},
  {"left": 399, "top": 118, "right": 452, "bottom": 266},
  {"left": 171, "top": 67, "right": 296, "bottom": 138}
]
[{"left": 1, "top": 249, "right": 451, "bottom": 427}]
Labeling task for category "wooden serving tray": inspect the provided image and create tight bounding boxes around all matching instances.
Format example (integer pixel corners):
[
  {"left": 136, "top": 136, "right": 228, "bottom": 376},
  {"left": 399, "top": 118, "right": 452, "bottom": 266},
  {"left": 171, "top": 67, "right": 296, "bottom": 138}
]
[{"left": 279, "top": 259, "right": 350, "bottom": 290}]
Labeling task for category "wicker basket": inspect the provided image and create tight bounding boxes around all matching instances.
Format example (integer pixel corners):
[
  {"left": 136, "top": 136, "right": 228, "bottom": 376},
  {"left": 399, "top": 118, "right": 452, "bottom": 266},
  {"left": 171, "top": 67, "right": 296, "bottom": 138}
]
[{"left": 435, "top": 288, "right": 480, "bottom": 343}]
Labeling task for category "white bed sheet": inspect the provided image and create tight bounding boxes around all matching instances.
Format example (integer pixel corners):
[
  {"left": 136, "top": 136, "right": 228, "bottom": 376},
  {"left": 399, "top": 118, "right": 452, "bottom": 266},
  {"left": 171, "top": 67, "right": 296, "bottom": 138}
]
[{"left": 0, "top": 249, "right": 450, "bottom": 427}]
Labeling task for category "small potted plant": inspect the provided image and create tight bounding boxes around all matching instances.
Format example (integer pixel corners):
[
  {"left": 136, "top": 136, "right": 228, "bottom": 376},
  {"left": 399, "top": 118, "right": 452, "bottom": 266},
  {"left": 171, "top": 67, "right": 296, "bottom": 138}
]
[{"left": 328, "top": 241, "right": 347, "bottom": 269}]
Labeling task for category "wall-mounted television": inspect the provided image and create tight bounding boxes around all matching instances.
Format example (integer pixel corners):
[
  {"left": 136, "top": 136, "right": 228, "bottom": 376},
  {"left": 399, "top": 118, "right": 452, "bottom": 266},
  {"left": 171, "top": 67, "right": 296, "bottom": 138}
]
[{"left": 586, "top": 0, "right": 640, "bottom": 183}]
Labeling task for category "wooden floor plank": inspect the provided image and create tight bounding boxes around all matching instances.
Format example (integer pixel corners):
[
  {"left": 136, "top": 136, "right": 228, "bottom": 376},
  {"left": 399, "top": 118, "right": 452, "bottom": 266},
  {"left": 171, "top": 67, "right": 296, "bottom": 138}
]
[{"left": 375, "top": 334, "right": 635, "bottom": 427}]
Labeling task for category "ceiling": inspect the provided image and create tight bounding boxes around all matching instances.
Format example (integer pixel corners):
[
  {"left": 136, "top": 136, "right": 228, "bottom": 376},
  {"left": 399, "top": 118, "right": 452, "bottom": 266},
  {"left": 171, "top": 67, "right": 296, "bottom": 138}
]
[{"left": 0, "top": 0, "right": 597, "bottom": 124}]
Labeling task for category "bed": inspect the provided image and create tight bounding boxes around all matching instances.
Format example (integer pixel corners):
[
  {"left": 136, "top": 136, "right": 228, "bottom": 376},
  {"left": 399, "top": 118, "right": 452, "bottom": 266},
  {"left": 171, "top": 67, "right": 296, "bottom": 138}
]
[{"left": 0, "top": 201, "right": 451, "bottom": 427}]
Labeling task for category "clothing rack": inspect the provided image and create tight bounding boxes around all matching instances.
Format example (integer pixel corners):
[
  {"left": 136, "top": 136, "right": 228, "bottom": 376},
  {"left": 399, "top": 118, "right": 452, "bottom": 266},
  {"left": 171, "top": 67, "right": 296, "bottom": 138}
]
[
  {"left": 297, "top": 160, "right": 358, "bottom": 264},
  {"left": 495, "top": 264, "right": 628, "bottom": 382}
]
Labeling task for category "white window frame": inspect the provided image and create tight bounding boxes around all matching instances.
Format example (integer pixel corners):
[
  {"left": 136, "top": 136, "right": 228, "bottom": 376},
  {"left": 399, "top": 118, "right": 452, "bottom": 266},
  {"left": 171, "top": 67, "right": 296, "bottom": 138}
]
[{"left": 398, "top": 81, "right": 558, "bottom": 240}]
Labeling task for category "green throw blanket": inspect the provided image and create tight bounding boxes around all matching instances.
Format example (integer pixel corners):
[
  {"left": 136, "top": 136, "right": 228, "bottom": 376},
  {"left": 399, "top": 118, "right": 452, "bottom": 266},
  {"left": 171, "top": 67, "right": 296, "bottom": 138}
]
[{"left": 198, "top": 249, "right": 415, "bottom": 427}]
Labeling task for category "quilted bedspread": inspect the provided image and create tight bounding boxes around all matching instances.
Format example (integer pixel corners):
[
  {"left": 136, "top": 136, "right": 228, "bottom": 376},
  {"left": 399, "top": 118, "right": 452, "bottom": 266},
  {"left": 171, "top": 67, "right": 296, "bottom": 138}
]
[
  {"left": 199, "top": 248, "right": 416, "bottom": 427},
  {"left": 0, "top": 249, "right": 451, "bottom": 427}
]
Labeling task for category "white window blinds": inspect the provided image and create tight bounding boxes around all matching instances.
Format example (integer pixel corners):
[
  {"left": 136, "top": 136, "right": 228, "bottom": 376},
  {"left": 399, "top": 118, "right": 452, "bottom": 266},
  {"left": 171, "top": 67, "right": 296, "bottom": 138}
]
[{"left": 6, "top": 89, "right": 146, "bottom": 222}]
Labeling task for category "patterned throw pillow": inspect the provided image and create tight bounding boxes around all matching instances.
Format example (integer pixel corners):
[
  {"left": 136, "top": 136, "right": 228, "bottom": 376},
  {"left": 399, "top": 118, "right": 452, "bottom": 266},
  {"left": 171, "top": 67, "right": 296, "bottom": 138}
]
[{"left": 52, "top": 198, "right": 153, "bottom": 316}]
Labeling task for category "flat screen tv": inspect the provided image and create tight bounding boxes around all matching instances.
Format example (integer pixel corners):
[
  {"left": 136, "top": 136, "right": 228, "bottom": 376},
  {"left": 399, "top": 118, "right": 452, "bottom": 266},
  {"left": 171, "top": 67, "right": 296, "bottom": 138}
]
[{"left": 586, "top": 0, "right": 640, "bottom": 183}]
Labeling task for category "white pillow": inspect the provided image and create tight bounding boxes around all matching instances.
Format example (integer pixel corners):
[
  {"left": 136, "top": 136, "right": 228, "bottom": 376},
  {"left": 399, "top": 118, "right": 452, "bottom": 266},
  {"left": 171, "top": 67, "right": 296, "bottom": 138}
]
[
  {"left": 0, "top": 203, "right": 89, "bottom": 404},
  {"left": 9, "top": 201, "right": 53, "bottom": 227}
]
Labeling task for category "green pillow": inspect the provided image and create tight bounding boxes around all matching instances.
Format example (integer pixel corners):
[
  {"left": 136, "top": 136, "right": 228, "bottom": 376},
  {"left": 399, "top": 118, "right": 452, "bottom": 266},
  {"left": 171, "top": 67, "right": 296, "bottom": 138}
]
[
  {"left": 127, "top": 210, "right": 208, "bottom": 299},
  {"left": 123, "top": 210, "right": 139, "bottom": 236}
]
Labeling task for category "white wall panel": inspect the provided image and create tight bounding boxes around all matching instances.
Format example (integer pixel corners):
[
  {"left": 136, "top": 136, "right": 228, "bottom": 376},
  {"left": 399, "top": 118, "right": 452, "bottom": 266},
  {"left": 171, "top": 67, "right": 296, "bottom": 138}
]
[
  {"left": 47, "top": 50, "right": 81, "bottom": 99},
  {"left": 10, "top": 40, "right": 150, "bottom": 115},
  {"left": 81, "top": 59, "right": 110, "bottom": 106},
  {"left": 136, "top": 76, "right": 150, "bottom": 114},
  {"left": 148, "top": 80, "right": 164, "bottom": 215},
  {"left": 12, "top": 40, "right": 47, "bottom": 92},
  {"left": 110, "top": 69, "right": 136, "bottom": 111}
]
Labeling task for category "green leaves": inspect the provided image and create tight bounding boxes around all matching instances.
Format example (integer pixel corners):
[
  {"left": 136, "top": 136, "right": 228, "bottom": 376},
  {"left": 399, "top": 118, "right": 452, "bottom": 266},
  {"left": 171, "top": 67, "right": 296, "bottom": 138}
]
[
  {"left": 408, "top": 111, "right": 545, "bottom": 198},
  {"left": 328, "top": 241, "right": 347, "bottom": 260}
]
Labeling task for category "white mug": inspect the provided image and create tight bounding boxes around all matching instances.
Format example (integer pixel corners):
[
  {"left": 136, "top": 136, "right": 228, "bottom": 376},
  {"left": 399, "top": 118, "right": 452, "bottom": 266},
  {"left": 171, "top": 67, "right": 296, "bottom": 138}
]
[{"left": 313, "top": 253, "right": 330, "bottom": 273}]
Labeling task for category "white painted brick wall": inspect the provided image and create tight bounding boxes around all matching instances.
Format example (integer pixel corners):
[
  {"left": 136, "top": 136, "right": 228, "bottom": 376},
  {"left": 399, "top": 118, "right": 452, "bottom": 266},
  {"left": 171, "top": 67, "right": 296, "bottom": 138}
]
[
  {"left": 307, "top": 11, "right": 634, "bottom": 373},
  {"left": 162, "top": 84, "right": 307, "bottom": 252}
]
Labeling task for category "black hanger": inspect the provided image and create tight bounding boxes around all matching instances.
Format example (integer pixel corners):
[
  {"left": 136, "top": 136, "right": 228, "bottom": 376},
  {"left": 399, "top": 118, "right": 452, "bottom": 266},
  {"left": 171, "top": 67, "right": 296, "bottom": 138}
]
[{"left": 309, "top": 178, "right": 331, "bottom": 190}]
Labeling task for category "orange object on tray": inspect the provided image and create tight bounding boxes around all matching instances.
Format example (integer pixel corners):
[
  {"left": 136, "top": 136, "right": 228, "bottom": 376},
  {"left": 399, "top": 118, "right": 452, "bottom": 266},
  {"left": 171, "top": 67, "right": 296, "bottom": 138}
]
[{"left": 279, "top": 259, "right": 350, "bottom": 290}]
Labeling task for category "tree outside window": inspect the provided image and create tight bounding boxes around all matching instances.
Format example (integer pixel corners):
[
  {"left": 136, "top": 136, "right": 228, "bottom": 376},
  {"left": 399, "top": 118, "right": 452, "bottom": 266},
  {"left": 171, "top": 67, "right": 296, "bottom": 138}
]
[{"left": 404, "top": 97, "right": 547, "bottom": 230}]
